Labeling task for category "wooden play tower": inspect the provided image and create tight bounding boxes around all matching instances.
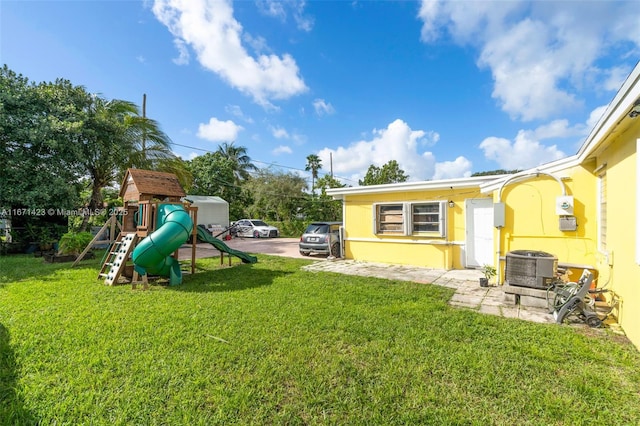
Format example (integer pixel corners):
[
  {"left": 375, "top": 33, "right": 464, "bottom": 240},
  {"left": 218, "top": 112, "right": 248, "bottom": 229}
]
[{"left": 95, "top": 168, "right": 198, "bottom": 287}]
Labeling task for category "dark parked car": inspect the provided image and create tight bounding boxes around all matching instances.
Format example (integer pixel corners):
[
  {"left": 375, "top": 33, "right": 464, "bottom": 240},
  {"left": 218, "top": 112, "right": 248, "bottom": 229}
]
[{"left": 299, "top": 221, "right": 342, "bottom": 257}]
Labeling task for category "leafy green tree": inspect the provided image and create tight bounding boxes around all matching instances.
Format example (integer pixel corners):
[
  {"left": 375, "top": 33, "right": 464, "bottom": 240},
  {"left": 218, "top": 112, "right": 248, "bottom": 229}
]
[
  {"left": 0, "top": 65, "right": 183, "bottom": 238},
  {"left": 216, "top": 142, "right": 258, "bottom": 184},
  {"left": 0, "top": 66, "right": 86, "bottom": 243},
  {"left": 305, "top": 154, "right": 322, "bottom": 196},
  {"left": 471, "top": 169, "right": 521, "bottom": 177},
  {"left": 187, "top": 152, "right": 252, "bottom": 220},
  {"left": 243, "top": 169, "right": 307, "bottom": 222},
  {"left": 304, "top": 174, "right": 346, "bottom": 221},
  {"left": 154, "top": 157, "right": 193, "bottom": 191},
  {"left": 358, "top": 160, "right": 409, "bottom": 186},
  {"left": 79, "top": 97, "right": 176, "bottom": 219}
]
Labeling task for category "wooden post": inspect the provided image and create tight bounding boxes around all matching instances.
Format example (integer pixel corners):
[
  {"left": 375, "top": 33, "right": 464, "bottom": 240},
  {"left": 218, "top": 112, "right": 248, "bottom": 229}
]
[
  {"left": 109, "top": 211, "right": 118, "bottom": 243},
  {"left": 73, "top": 214, "right": 122, "bottom": 267},
  {"left": 132, "top": 270, "right": 149, "bottom": 290},
  {"left": 190, "top": 206, "right": 197, "bottom": 275}
]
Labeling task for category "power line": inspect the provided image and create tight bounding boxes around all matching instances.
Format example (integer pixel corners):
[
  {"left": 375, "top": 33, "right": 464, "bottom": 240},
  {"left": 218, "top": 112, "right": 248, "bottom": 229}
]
[{"left": 171, "top": 141, "right": 358, "bottom": 184}]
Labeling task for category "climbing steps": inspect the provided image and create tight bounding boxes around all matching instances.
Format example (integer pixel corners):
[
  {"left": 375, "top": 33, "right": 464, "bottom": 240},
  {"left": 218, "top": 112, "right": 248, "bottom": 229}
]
[{"left": 98, "top": 233, "right": 138, "bottom": 285}]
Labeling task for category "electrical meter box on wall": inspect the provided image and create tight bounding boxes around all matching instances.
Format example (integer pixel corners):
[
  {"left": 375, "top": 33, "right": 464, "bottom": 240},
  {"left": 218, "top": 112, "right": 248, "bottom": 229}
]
[
  {"left": 494, "top": 202, "right": 505, "bottom": 228},
  {"left": 555, "top": 195, "right": 574, "bottom": 215},
  {"left": 559, "top": 216, "right": 577, "bottom": 231}
]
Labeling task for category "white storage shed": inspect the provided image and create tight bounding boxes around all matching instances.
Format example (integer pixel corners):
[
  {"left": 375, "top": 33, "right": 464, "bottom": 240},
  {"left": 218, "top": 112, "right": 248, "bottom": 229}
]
[{"left": 183, "top": 195, "right": 229, "bottom": 232}]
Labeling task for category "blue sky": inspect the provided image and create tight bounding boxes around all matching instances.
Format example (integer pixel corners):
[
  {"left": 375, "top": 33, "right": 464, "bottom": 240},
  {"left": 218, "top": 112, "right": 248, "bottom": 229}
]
[{"left": 2, "top": 1, "right": 640, "bottom": 187}]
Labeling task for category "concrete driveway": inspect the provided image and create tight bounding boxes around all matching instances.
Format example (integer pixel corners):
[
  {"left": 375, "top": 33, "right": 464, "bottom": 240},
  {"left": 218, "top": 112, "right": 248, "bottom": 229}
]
[{"left": 181, "top": 237, "right": 331, "bottom": 260}]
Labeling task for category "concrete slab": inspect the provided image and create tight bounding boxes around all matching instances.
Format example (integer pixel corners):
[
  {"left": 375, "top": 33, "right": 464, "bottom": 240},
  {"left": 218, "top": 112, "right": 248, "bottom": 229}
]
[
  {"left": 518, "top": 307, "right": 554, "bottom": 324},
  {"left": 500, "top": 306, "right": 520, "bottom": 319},
  {"left": 479, "top": 305, "right": 502, "bottom": 316},
  {"left": 520, "top": 295, "right": 551, "bottom": 309},
  {"left": 450, "top": 294, "right": 484, "bottom": 306}
]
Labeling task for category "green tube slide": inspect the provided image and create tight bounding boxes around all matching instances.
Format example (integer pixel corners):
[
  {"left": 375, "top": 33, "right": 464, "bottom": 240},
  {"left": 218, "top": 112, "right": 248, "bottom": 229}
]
[{"left": 132, "top": 204, "right": 193, "bottom": 286}]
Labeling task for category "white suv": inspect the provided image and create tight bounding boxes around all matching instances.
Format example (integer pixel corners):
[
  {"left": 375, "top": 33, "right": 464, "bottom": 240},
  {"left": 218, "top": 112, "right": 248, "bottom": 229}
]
[{"left": 234, "top": 219, "right": 279, "bottom": 238}]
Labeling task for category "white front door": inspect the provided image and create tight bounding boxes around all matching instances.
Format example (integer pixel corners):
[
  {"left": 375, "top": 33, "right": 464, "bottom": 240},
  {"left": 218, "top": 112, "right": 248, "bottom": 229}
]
[{"left": 465, "top": 198, "right": 494, "bottom": 268}]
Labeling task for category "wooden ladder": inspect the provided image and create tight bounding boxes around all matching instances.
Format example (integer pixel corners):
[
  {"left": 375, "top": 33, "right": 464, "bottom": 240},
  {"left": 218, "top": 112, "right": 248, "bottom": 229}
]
[{"left": 98, "top": 233, "right": 137, "bottom": 285}]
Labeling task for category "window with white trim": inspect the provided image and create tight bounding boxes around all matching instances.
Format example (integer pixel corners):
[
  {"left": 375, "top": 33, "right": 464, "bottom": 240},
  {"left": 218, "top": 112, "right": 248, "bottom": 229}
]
[
  {"left": 374, "top": 201, "right": 447, "bottom": 237},
  {"left": 637, "top": 139, "right": 640, "bottom": 264},
  {"left": 412, "top": 202, "right": 442, "bottom": 233},
  {"left": 375, "top": 203, "right": 405, "bottom": 235}
]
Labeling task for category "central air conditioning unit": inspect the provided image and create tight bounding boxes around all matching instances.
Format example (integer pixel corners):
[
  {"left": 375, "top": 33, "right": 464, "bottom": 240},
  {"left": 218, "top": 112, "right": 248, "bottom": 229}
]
[{"left": 505, "top": 250, "right": 557, "bottom": 289}]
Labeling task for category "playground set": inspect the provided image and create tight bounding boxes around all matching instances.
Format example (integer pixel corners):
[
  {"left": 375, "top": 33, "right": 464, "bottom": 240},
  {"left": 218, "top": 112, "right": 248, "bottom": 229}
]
[{"left": 75, "top": 168, "right": 256, "bottom": 288}]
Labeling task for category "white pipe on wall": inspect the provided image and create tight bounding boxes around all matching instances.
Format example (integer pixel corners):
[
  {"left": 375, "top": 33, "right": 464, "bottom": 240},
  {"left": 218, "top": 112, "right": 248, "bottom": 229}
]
[{"left": 495, "top": 170, "right": 567, "bottom": 284}]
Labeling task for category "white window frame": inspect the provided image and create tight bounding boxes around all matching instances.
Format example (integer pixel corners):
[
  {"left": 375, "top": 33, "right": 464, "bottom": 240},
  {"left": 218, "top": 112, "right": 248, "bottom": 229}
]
[
  {"left": 373, "top": 201, "right": 447, "bottom": 237},
  {"left": 373, "top": 202, "right": 406, "bottom": 235},
  {"left": 598, "top": 171, "right": 607, "bottom": 253}
]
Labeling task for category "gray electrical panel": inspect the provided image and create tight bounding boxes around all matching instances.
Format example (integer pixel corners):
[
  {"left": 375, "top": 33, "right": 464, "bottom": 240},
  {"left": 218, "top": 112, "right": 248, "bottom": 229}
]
[
  {"left": 559, "top": 216, "right": 577, "bottom": 231},
  {"left": 494, "top": 202, "right": 505, "bottom": 228}
]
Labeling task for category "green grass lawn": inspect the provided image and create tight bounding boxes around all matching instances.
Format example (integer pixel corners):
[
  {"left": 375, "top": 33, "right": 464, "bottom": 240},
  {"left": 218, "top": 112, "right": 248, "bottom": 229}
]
[{"left": 1, "top": 253, "right": 640, "bottom": 425}]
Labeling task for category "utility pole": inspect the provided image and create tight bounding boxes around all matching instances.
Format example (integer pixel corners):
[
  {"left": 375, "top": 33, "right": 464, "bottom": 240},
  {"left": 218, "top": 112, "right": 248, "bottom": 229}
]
[
  {"left": 330, "top": 152, "right": 333, "bottom": 177},
  {"left": 142, "top": 93, "right": 147, "bottom": 154}
]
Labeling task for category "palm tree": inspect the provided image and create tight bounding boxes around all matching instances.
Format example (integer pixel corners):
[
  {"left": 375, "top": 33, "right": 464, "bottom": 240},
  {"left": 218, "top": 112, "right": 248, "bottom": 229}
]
[
  {"left": 216, "top": 142, "right": 257, "bottom": 184},
  {"left": 305, "top": 154, "right": 322, "bottom": 196},
  {"left": 78, "top": 95, "right": 177, "bottom": 230}
]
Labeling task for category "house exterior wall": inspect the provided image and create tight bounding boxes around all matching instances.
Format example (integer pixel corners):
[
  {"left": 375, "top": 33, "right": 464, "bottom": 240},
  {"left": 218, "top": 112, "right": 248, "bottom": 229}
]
[
  {"left": 343, "top": 188, "right": 490, "bottom": 269},
  {"left": 495, "top": 165, "right": 599, "bottom": 275},
  {"left": 594, "top": 120, "right": 640, "bottom": 348}
]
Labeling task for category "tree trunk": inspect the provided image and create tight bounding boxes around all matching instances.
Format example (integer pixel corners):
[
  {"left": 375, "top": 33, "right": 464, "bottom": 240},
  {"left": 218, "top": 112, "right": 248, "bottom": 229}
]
[{"left": 79, "top": 179, "right": 105, "bottom": 232}]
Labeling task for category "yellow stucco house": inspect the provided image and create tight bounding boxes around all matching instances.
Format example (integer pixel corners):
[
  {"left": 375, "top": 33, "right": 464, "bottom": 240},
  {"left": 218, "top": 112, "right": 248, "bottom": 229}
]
[{"left": 327, "top": 61, "right": 640, "bottom": 350}]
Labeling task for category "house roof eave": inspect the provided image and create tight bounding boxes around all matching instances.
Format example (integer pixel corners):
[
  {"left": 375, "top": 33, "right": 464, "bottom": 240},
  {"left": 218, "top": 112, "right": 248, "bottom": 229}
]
[
  {"left": 479, "top": 155, "right": 582, "bottom": 194},
  {"left": 576, "top": 61, "right": 640, "bottom": 162},
  {"left": 326, "top": 175, "right": 508, "bottom": 199}
]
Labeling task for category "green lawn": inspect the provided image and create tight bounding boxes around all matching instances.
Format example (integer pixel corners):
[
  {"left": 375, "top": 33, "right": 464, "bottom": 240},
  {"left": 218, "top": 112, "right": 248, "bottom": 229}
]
[{"left": 1, "top": 253, "right": 639, "bottom": 425}]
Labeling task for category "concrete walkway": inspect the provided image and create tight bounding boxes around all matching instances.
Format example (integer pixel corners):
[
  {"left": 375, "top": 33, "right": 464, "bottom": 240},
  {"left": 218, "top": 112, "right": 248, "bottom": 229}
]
[{"left": 302, "top": 259, "right": 556, "bottom": 324}]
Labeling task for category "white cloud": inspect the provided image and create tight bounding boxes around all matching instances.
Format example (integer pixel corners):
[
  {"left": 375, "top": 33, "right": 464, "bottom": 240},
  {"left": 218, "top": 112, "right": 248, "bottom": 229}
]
[
  {"left": 313, "top": 98, "right": 335, "bottom": 116},
  {"left": 172, "top": 38, "right": 190, "bottom": 65},
  {"left": 533, "top": 119, "right": 584, "bottom": 141},
  {"left": 585, "top": 105, "right": 608, "bottom": 131},
  {"left": 433, "top": 156, "right": 472, "bottom": 180},
  {"left": 197, "top": 117, "right": 244, "bottom": 142},
  {"left": 478, "top": 103, "right": 607, "bottom": 169},
  {"left": 256, "top": 0, "right": 314, "bottom": 32},
  {"left": 318, "top": 119, "right": 460, "bottom": 182},
  {"left": 256, "top": 0, "right": 286, "bottom": 20},
  {"left": 422, "top": 130, "right": 440, "bottom": 146},
  {"left": 174, "top": 151, "right": 200, "bottom": 160},
  {"left": 418, "top": 0, "right": 640, "bottom": 121},
  {"left": 152, "top": 0, "right": 308, "bottom": 106},
  {"left": 292, "top": 1, "right": 313, "bottom": 32},
  {"left": 479, "top": 130, "right": 566, "bottom": 170},
  {"left": 603, "top": 66, "right": 632, "bottom": 91},
  {"left": 136, "top": 55, "right": 146, "bottom": 63},
  {"left": 225, "top": 105, "right": 254, "bottom": 123},
  {"left": 291, "top": 132, "right": 307, "bottom": 145},
  {"left": 270, "top": 125, "right": 290, "bottom": 139},
  {"left": 272, "top": 145, "right": 293, "bottom": 155}
]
